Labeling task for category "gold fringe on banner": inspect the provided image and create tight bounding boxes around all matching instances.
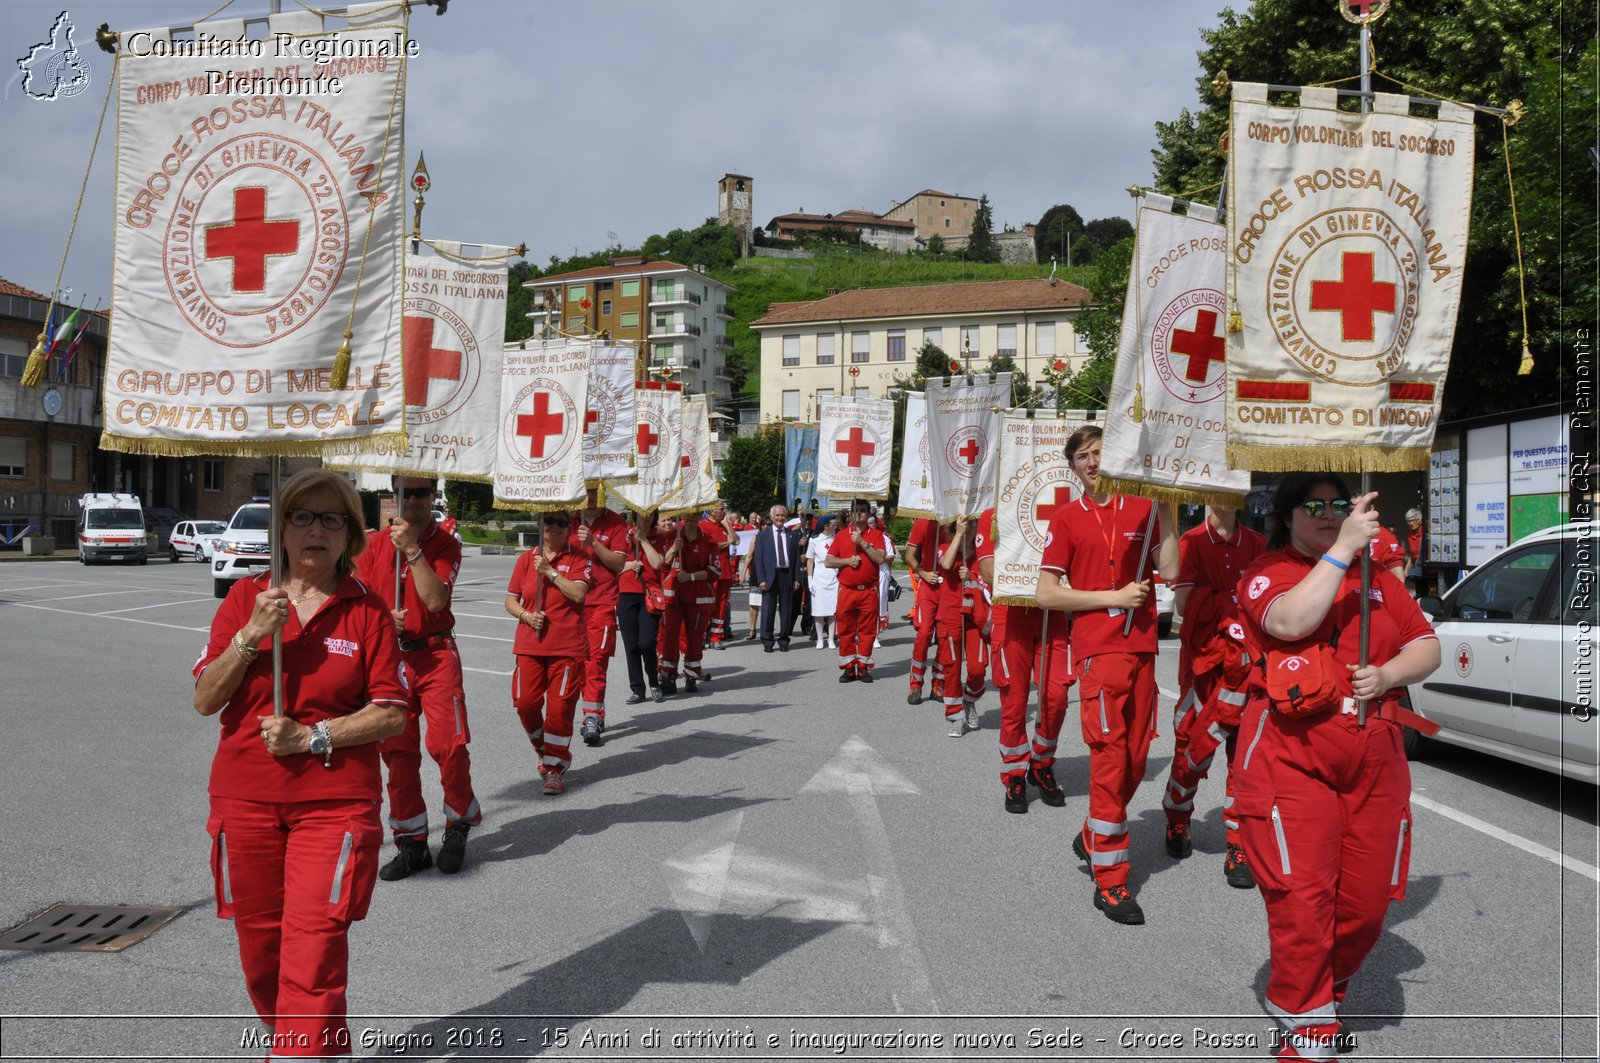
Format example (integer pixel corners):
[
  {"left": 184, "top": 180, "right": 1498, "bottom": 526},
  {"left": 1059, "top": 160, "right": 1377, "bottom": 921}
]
[
  {"left": 493, "top": 497, "right": 582, "bottom": 515},
  {"left": 1224, "top": 443, "right": 1429, "bottom": 474},
  {"left": 98, "top": 429, "right": 411, "bottom": 459},
  {"left": 659, "top": 501, "right": 708, "bottom": 519},
  {"left": 895, "top": 506, "right": 936, "bottom": 520},
  {"left": 993, "top": 593, "right": 1043, "bottom": 608},
  {"left": 1095, "top": 475, "right": 1249, "bottom": 508}
]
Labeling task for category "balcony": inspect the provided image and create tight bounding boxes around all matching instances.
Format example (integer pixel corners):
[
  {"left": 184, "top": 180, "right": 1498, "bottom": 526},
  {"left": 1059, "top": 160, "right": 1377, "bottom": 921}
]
[
  {"left": 716, "top": 336, "right": 734, "bottom": 350},
  {"left": 715, "top": 302, "right": 733, "bottom": 318},
  {"left": 648, "top": 288, "right": 702, "bottom": 308},
  {"left": 648, "top": 321, "right": 701, "bottom": 339}
]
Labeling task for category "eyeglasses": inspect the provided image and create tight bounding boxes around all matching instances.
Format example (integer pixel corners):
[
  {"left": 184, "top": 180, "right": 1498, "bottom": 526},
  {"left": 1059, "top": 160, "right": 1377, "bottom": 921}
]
[
  {"left": 401, "top": 486, "right": 435, "bottom": 499},
  {"left": 1298, "top": 499, "right": 1353, "bottom": 518},
  {"left": 287, "top": 508, "right": 351, "bottom": 531}
]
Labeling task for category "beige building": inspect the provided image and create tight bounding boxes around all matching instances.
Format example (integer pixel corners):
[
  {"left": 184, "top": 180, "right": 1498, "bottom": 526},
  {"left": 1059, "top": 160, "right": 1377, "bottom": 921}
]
[
  {"left": 751, "top": 279, "right": 1093, "bottom": 423},
  {"left": 884, "top": 189, "right": 979, "bottom": 240}
]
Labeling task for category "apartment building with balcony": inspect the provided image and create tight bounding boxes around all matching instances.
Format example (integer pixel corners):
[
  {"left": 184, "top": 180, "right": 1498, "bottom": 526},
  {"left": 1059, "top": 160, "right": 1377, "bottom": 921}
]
[
  {"left": 751, "top": 278, "right": 1093, "bottom": 423},
  {"left": 522, "top": 257, "right": 735, "bottom": 408}
]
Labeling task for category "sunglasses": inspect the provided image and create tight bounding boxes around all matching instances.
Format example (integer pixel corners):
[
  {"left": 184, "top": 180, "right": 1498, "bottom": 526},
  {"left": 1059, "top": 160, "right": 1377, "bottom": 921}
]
[
  {"left": 544, "top": 517, "right": 570, "bottom": 528},
  {"left": 1298, "top": 499, "right": 1353, "bottom": 518},
  {"left": 401, "top": 486, "right": 436, "bottom": 499},
  {"left": 287, "top": 508, "right": 351, "bottom": 531}
]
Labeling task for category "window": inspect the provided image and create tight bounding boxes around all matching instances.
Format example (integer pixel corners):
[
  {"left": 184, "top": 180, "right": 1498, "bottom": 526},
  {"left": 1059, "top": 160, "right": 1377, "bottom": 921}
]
[
  {"left": 887, "top": 329, "right": 906, "bottom": 362},
  {"left": 620, "top": 280, "right": 639, "bottom": 298},
  {"left": 816, "top": 387, "right": 835, "bottom": 409},
  {"left": 619, "top": 311, "right": 639, "bottom": 329},
  {"left": 782, "top": 335, "right": 800, "bottom": 367},
  {"left": 655, "top": 314, "right": 671, "bottom": 331},
  {"left": 0, "top": 436, "right": 24, "bottom": 477},
  {"left": 1037, "top": 322, "right": 1056, "bottom": 356},
  {"left": 1075, "top": 328, "right": 1092, "bottom": 354},
  {"left": 960, "top": 326, "right": 978, "bottom": 359},
  {"left": 944, "top": 218, "right": 951, "bottom": 228},
  {"left": 49, "top": 442, "right": 73, "bottom": 481},
  {"left": 601, "top": 299, "right": 612, "bottom": 316},
  {"left": 816, "top": 333, "right": 835, "bottom": 365},
  {"left": 204, "top": 458, "right": 224, "bottom": 492},
  {"left": 782, "top": 390, "right": 800, "bottom": 419},
  {"left": 997, "top": 324, "right": 1017, "bottom": 358},
  {"left": 1446, "top": 543, "right": 1560, "bottom": 622},
  {"left": 0, "top": 336, "right": 27, "bottom": 379},
  {"left": 853, "top": 387, "right": 871, "bottom": 400},
  {"left": 924, "top": 328, "right": 942, "bottom": 352},
  {"left": 655, "top": 280, "right": 676, "bottom": 300},
  {"left": 851, "top": 331, "right": 870, "bottom": 364},
  {"left": 567, "top": 285, "right": 585, "bottom": 302}
]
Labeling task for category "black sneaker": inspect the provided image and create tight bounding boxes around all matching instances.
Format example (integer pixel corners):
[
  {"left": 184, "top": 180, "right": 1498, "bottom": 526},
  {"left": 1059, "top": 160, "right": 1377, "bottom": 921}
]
[
  {"left": 1224, "top": 844, "right": 1257, "bottom": 889},
  {"left": 1027, "top": 764, "right": 1066, "bottom": 807},
  {"left": 651, "top": 688, "right": 664, "bottom": 703},
  {"left": 436, "top": 826, "right": 469, "bottom": 874},
  {"left": 659, "top": 675, "right": 677, "bottom": 696},
  {"left": 1093, "top": 884, "right": 1145, "bottom": 925},
  {"left": 1072, "top": 830, "right": 1089, "bottom": 868},
  {"left": 1165, "top": 822, "right": 1194, "bottom": 859},
  {"left": 1003, "top": 777, "right": 1028, "bottom": 815},
  {"left": 840, "top": 669, "right": 856, "bottom": 683},
  {"left": 907, "top": 689, "right": 923, "bottom": 705},
  {"left": 684, "top": 676, "right": 698, "bottom": 693},
  {"left": 857, "top": 669, "right": 874, "bottom": 684},
  {"left": 580, "top": 714, "right": 605, "bottom": 746},
  {"left": 378, "top": 841, "right": 431, "bottom": 881}
]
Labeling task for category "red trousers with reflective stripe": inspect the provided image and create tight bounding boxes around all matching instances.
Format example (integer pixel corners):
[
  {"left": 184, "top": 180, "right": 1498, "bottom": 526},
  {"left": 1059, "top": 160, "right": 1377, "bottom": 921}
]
[
  {"left": 1163, "top": 672, "right": 1243, "bottom": 848},
  {"left": 658, "top": 595, "right": 712, "bottom": 677},
  {"left": 207, "top": 795, "right": 382, "bottom": 1058},
  {"left": 379, "top": 642, "right": 477, "bottom": 843},
  {"left": 992, "top": 614, "right": 1073, "bottom": 781},
  {"left": 709, "top": 578, "right": 734, "bottom": 642},
  {"left": 937, "top": 615, "right": 987, "bottom": 719},
  {"left": 1077, "top": 652, "right": 1158, "bottom": 888},
  {"left": 909, "top": 585, "right": 940, "bottom": 691},
  {"left": 580, "top": 606, "right": 619, "bottom": 718},
  {"left": 1233, "top": 702, "right": 1413, "bottom": 1059},
  {"left": 835, "top": 584, "right": 879, "bottom": 669},
  {"left": 512, "top": 655, "right": 585, "bottom": 771}
]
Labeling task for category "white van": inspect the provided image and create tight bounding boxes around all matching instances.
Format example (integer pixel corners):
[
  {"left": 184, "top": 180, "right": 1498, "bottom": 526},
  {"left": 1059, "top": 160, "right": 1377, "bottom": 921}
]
[{"left": 78, "top": 493, "right": 148, "bottom": 565}]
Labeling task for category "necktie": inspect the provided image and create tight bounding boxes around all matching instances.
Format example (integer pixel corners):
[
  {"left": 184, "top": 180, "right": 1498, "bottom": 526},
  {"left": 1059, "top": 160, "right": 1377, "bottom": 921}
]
[{"left": 776, "top": 528, "right": 787, "bottom": 568}]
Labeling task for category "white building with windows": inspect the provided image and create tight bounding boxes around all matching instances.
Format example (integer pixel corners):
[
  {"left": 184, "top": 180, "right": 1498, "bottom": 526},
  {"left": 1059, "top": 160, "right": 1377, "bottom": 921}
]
[{"left": 751, "top": 279, "right": 1093, "bottom": 423}]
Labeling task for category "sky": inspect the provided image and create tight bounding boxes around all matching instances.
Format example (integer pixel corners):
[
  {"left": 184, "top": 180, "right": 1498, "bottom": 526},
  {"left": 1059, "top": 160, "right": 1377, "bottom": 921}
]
[{"left": 0, "top": 0, "right": 1230, "bottom": 306}]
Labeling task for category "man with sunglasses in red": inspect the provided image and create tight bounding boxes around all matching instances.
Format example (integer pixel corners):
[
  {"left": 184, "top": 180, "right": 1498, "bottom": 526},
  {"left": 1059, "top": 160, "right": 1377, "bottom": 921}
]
[{"left": 358, "top": 476, "right": 480, "bottom": 881}]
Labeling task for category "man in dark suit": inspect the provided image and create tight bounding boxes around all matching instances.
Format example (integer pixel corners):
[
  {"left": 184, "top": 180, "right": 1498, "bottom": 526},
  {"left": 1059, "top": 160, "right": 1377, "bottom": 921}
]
[{"left": 750, "top": 503, "right": 801, "bottom": 651}]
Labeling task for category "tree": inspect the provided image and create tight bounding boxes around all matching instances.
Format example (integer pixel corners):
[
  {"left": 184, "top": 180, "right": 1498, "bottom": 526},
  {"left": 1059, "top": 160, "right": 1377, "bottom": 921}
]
[
  {"left": 967, "top": 194, "right": 999, "bottom": 263},
  {"left": 505, "top": 260, "right": 536, "bottom": 343},
  {"left": 885, "top": 341, "right": 955, "bottom": 394},
  {"left": 987, "top": 353, "right": 1032, "bottom": 407},
  {"left": 1083, "top": 217, "right": 1134, "bottom": 258},
  {"left": 721, "top": 424, "right": 786, "bottom": 516},
  {"left": 1070, "top": 236, "right": 1134, "bottom": 363},
  {"left": 925, "top": 234, "right": 946, "bottom": 256},
  {"left": 1035, "top": 203, "right": 1086, "bottom": 265}
]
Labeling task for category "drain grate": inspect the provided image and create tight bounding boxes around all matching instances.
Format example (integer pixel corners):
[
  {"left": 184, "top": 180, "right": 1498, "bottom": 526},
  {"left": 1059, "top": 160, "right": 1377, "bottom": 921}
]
[{"left": 0, "top": 904, "right": 184, "bottom": 953}]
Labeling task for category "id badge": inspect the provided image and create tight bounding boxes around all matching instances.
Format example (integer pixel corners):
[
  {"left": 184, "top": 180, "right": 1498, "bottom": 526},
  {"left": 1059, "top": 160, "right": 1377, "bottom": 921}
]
[{"left": 1107, "top": 607, "right": 1125, "bottom": 619}]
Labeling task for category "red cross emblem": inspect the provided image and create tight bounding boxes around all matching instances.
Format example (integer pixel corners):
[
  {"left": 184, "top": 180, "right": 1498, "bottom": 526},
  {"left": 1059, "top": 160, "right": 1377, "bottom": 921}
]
[
  {"left": 205, "top": 187, "right": 299, "bottom": 293},
  {"left": 516, "top": 391, "right": 565, "bottom": 459},
  {"left": 835, "top": 426, "right": 877, "bottom": 468},
  {"left": 636, "top": 422, "right": 659, "bottom": 455},
  {"left": 1034, "top": 484, "right": 1073, "bottom": 522},
  {"left": 957, "top": 438, "right": 982, "bottom": 466},
  {"left": 1310, "top": 251, "right": 1397, "bottom": 343},
  {"left": 401, "top": 316, "right": 463, "bottom": 407},
  {"left": 1171, "top": 308, "right": 1226, "bottom": 383},
  {"left": 585, "top": 409, "right": 601, "bottom": 434}
]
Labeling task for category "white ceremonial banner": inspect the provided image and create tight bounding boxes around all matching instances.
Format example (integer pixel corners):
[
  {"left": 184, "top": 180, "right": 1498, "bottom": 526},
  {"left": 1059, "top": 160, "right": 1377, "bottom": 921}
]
[
  {"left": 817, "top": 398, "right": 894, "bottom": 500},
  {"left": 104, "top": 8, "right": 409, "bottom": 457},
  {"left": 926, "top": 374, "right": 1011, "bottom": 520},
  {"left": 660, "top": 394, "right": 716, "bottom": 516},
  {"left": 1100, "top": 197, "right": 1249, "bottom": 504},
  {"left": 584, "top": 344, "right": 639, "bottom": 484},
  {"left": 329, "top": 245, "right": 510, "bottom": 480},
  {"left": 1226, "top": 83, "right": 1476, "bottom": 472},
  {"left": 992, "top": 413, "right": 1089, "bottom": 606},
  {"left": 612, "top": 382, "right": 683, "bottom": 515},
  {"left": 493, "top": 340, "right": 589, "bottom": 510},
  {"left": 897, "top": 392, "right": 935, "bottom": 519}
]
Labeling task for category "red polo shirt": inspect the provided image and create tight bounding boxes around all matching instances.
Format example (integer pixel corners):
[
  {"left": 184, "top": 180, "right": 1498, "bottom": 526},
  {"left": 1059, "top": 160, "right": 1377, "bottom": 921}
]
[
  {"left": 1370, "top": 526, "right": 1404, "bottom": 572},
  {"left": 906, "top": 518, "right": 941, "bottom": 579},
  {"left": 355, "top": 523, "right": 461, "bottom": 640},
  {"left": 575, "top": 509, "right": 630, "bottom": 610},
  {"left": 829, "top": 526, "right": 888, "bottom": 589},
  {"left": 618, "top": 528, "right": 671, "bottom": 597},
  {"left": 508, "top": 544, "right": 592, "bottom": 658},
  {"left": 1039, "top": 494, "right": 1159, "bottom": 657},
  {"left": 196, "top": 573, "right": 410, "bottom": 803},
  {"left": 699, "top": 517, "right": 732, "bottom": 580}
]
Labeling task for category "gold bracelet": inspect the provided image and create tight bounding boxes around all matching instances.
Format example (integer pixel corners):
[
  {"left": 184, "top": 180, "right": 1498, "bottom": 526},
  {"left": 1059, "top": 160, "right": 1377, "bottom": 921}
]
[{"left": 231, "top": 632, "right": 259, "bottom": 664}]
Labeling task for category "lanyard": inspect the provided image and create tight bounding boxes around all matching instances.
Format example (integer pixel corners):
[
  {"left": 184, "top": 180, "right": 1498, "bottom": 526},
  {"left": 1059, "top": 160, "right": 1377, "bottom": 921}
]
[{"left": 1092, "top": 497, "right": 1123, "bottom": 580}]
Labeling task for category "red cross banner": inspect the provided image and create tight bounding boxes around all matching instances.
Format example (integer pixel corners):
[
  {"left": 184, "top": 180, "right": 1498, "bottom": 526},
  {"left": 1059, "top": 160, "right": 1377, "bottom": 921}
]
[
  {"left": 583, "top": 344, "right": 639, "bottom": 486},
  {"left": 817, "top": 398, "right": 894, "bottom": 501},
  {"left": 611, "top": 381, "right": 683, "bottom": 515},
  {"left": 102, "top": 6, "right": 409, "bottom": 457},
  {"left": 329, "top": 243, "right": 511, "bottom": 480},
  {"left": 896, "top": 392, "right": 935, "bottom": 519},
  {"left": 1226, "top": 83, "right": 1475, "bottom": 472},
  {"left": 493, "top": 339, "right": 589, "bottom": 511},
  {"left": 658, "top": 393, "right": 716, "bottom": 517},
  {"left": 1099, "top": 196, "right": 1250, "bottom": 504},
  {"left": 925, "top": 374, "right": 1011, "bottom": 520},
  {"left": 992, "top": 412, "right": 1089, "bottom": 606}
]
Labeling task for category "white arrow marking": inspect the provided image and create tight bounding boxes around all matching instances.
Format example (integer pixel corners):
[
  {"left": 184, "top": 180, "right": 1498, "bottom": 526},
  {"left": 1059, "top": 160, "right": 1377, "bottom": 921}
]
[
  {"left": 662, "top": 810, "right": 742, "bottom": 952},
  {"left": 801, "top": 734, "right": 921, "bottom": 795}
]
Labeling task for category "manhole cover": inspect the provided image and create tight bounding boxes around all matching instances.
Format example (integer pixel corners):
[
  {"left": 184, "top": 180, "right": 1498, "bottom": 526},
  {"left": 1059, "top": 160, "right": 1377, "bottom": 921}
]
[{"left": 0, "top": 904, "right": 184, "bottom": 953}]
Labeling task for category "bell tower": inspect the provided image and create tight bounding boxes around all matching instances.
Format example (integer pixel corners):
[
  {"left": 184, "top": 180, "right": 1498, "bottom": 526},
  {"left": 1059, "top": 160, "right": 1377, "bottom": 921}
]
[{"left": 718, "top": 173, "right": 753, "bottom": 258}]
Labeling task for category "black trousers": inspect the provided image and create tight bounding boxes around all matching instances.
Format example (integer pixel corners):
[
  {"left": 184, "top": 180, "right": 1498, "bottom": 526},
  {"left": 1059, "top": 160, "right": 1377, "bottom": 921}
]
[
  {"left": 759, "top": 569, "right": 795, "bottom": 647},
  {"left": 616, "top": 593, "right": 660, "bottom": 696}
]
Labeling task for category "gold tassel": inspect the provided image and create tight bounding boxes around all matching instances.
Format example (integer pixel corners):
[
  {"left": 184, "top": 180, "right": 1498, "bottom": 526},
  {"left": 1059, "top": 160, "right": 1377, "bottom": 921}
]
[
  {"left": 1131, "top": 383, "right": 1145, "bottom": 422},
  {"left": 329, "top": 330, "right": 354, "bottom": 390},
  {"left": 1227, "top": 309, "right": 1243, "bottom": 334},
  {"left": 19, "top": 333, "right": 48, "bottom": 388},
  {"left": 596, "top": 482, "right": 607, "bottom": 508},
  {"left": 1517, "top": 343, "right": 1534, "bottom": 376}
]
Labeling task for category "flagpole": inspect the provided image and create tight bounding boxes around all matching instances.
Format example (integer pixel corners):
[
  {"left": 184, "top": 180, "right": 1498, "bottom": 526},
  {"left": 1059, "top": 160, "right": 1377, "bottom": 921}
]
[
  {"left": 1122, "top": 504, "right": 1160, "bottom": 637},
  {"left": 269, "top": 455, "right": 285, "bottom": 717},
  {"left": 1356, "top": 12, "right": 1375, "bottom": 728}
]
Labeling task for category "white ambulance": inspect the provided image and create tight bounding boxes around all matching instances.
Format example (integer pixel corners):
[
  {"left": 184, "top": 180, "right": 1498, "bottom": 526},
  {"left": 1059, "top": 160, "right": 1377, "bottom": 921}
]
[{"left": 77, "top": 493, "right": 149, "bottom": 565}]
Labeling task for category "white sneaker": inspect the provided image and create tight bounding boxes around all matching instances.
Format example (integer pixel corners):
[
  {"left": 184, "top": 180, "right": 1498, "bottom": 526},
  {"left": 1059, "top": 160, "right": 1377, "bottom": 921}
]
[
  {"left": 874, "top": 637, "right": 882, "bottom": 649},
  {"left": 947, "top": 718, "right": 966, "bottom": 738},
  {"left": 964, "top": 702, "right": 980, "bottom": 730},
  {"left": 826, "top": 636, "right": 836, "bottom": 649},
  {"left": 816, "top": 637, "right": 825, "bottom": 649}
]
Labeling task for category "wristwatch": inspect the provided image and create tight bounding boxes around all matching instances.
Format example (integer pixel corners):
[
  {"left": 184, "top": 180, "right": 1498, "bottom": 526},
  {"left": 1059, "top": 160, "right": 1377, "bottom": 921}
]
[{"left": 308, "top": 721, "right": 333, "bottom": 767}]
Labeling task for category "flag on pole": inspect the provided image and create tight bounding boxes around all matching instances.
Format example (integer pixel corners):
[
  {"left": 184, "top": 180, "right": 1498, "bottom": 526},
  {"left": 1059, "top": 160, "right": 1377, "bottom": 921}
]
[
  {"left": 925, "top": 373, "right": 1011, "bottom": 520},
  {"left": 1225, "top": 83, "right": 1475, "bottom": 472},
  {"left": 659, "top": 394, "right": 716, "bottom": 516},
  {"left": 992, "top": 412, "right": 1090, "bottom": 606},
  {"left": 1099, "top": 196, "right": 1249, "bottom": 504},
  {"left": 102, "top": 6, "right": 408, "bottom": 457},
  {"left": 784, "top": 424, "right": 824, "bottom": 511},
  {"left": 493, "top": 339, "right": 589, "bottom": 511},
  {"left": 612, "top": 381, "right": 683, "bottom": 515},
  {"left": 48, "top": 305, "right": 80, "bottom": 355},
  {"left": 817, "top": 397, "right": 894, "bottom": 501},
  {"left": 62, "top": 305, "right": 96, "bottom": 370},
  {"left": 583, "top": 344, "right": 639, "bottom": 485},
  {"left": 896, "top": 392, "right": 934, "bottom": 519}
]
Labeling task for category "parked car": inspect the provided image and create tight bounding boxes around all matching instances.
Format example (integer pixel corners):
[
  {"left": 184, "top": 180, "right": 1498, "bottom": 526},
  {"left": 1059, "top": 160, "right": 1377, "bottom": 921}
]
[
  {"left": 1408, "top": 521, "right": 1598, "bottom": 783},
  {"left": 169, "top": 520, "right": 227, "bottom": 562},
  {"left": 212, "top": 503, "right": 272, "bottom": 598}
]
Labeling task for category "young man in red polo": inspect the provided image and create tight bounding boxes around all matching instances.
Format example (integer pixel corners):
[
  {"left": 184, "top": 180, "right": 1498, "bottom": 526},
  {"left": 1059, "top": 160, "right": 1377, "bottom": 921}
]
[
  {"left": 574, "top": 487, "right": 631, "bottom": 747},
  {"left": 1034, "top": 426, "right": 1177, "bottom": 924},
  {"left": 826, "top": 499, "right": 890, "bottom": 682}
]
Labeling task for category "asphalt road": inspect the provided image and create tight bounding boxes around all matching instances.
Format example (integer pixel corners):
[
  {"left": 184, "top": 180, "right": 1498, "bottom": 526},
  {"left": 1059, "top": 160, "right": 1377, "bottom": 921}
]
[{"left": 0, "top": 552, "right": 1595, "bottom": 1062}]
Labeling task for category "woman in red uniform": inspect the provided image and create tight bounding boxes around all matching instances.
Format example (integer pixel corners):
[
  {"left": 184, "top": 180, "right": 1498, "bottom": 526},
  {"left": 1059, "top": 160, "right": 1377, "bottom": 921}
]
[
  {"left": 1233, "top": 473, "right": 1440, "bottom": 1060},
  {"left": 616, "top": 509, "right": 669, "bottom": 705},
  {"left": 656, "top": 515, "right": 717, "bottom": 695},
  {"left": 194, "top": 469, "right": 409, "bottom": 1057},
  {"left": 935, "top": 515, "right": 988, "bottom": 737},
  {"left": 505, "top": 512, "right": 592, "bottom": 796}
]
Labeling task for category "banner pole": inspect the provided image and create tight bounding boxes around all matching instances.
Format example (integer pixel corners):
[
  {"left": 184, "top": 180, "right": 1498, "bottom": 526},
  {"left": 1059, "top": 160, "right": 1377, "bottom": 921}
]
[
  {"left": 269, "top": 455, "right": 284, "bottom": 718},
  {"left": 1356, "top": 16, "right": 1374, "bottom": 728},
  {"left": 1122, "top": 503, "right": 1159, "bottom": 637}
]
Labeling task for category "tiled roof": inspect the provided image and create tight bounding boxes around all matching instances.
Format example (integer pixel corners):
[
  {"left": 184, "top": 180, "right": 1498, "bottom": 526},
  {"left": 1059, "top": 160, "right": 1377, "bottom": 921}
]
[
  {"left": 905, "top": 189, "right": 972, "bottom": 201},
  {"left": 0, "top": 277, "right": 50, "bottom": 300},
  {"left": 751, "top": 278, "right": 1092, "bottom": 328},
  {"left": 766, "top": 211, "right": 915, "bottom": 231},
  {"left": 525, "top": 260, "right": 709, "bottom": 284}
]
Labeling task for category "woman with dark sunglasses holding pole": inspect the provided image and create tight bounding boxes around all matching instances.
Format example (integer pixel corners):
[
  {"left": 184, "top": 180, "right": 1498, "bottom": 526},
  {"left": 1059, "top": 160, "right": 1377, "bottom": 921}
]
[{"left": 1231, "top": 472, "right": 1440, "bottom": 1061}]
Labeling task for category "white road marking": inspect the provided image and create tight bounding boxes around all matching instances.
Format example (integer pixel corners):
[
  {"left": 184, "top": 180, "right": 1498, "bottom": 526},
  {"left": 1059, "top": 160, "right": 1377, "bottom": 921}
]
[
  {"left": 20, "top": 588, "right": 151, "bottom": 603},
  {"left": 97, "top": 598, "right": 215, "bottom": 615},
  {"left": 12, "top": 601, "right": 208, "bottom": 633},
  {"left": 1159, "top": 685, "right": 1180, "bottom": 703},
  {"left": 1410, "top": 791, "right": 1600, "bottom": 882},
  {"left": 463, "top": 666, "right": 512, "bottom": 676},
  {"left": 453, "top": 631, "right": 514, "bottom": 643},
  {"left": 449, "top": 610, "right": 518, "bottom": 622}
]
